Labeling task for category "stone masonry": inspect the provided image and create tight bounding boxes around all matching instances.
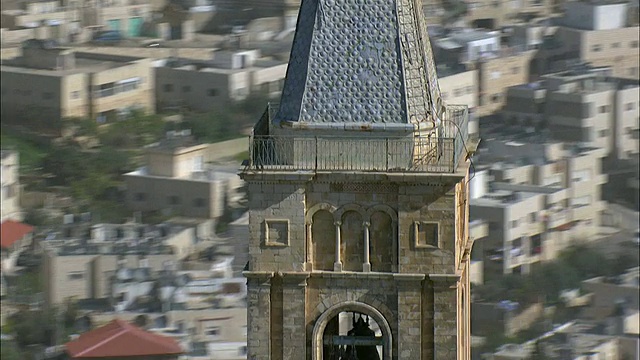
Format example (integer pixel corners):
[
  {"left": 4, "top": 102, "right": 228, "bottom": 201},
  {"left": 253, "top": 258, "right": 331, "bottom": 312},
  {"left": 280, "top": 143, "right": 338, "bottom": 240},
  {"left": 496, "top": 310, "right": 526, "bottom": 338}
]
[{"left": 240, "top": 0, "right": 475, "bottom": 358}]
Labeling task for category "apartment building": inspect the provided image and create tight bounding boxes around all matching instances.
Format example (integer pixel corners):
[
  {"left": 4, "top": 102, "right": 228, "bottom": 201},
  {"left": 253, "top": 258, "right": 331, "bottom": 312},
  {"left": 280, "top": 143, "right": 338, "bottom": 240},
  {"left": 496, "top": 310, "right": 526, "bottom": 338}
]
[
  {"left": 435, "top": 29, "right": 501, "bottom": 64},
  {"left": 124, "top": 135, "right": 243, "bottom": 219},
  {"left": 503, "top": 67, "right": 640, "bottom": 160},
  {"left": 438, "top": 67, "right": 479, "bottom": 110},
  {"left": 1, "top": 0, "right": 152, "bottom": 42},
  {"left": 581, "top": 267, "right": 640, "bottom": 323},
  {"left": 0, "top": 151, "right": 21, "bottom": 222},
  {"left": 463, "top": 0, "right": 553, "bottom": 29},
  {"left": 41, "top": 222, "right": 190, "bottom": 307},
  {"left": 470, "top": 139, "right": 608, "bottom": 277},
  {"left": 533, "top": 1, "right": 640, "bottom": 79},
  {"left": 155, "top": 50, "right": 287, "bottom": 112},
  {"left": 477, "top": 49, "right": 535, "bottom": 116},
  {"left": 0, "top": 39, "right": 154, "bottom": 126},
  {"left": 434, "top": 28, "right": 534, "bottom": 116},
  {"left": 470, "top": 170, "right": 554, "bottom": 277}
]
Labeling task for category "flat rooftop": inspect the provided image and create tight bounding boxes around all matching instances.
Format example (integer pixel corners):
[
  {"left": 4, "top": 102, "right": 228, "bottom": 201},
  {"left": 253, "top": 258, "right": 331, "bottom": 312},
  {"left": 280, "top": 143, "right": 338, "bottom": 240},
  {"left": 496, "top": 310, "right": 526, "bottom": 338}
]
[
  {"left": 470, "top": 190, "right": 540, "bottom": 208},
  {"left": 0, "top": 51, "right": 145, "bottom": 76}
]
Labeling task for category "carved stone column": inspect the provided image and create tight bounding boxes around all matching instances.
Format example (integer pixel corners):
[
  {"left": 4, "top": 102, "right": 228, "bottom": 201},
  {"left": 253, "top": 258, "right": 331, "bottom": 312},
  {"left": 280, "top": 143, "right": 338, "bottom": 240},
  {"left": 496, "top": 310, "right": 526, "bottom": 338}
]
[
  {"left": 334, "top": 221, "right": 342, "bottom": 272},
  {"left": 305, "top": 221, "right": 313, "bottom": 271},
  {"left": 363, "top": 221, "right": 371, "bottom": 272}
]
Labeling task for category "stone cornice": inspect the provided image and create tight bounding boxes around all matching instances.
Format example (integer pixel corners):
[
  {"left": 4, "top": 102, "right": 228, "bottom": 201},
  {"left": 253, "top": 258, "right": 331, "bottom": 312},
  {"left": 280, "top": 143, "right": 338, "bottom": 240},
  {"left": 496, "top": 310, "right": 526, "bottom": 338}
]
[{"left": 429, "top": 273, "right": 461, "bottom": 288}]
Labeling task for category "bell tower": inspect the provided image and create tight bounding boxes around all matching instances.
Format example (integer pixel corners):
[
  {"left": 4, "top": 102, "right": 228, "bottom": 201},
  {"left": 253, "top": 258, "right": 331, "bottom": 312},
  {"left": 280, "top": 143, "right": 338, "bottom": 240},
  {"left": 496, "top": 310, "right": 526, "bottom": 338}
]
[{"left": 240, "top": 0, "right": 476, "bottom": 359}]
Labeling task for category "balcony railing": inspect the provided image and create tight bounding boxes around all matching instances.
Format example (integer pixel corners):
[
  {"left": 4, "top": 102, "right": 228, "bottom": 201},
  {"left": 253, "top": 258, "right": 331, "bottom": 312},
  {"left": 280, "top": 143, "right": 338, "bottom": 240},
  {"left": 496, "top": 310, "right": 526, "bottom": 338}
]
[{"left": 247, "top": 104, "right": 469, "bottom": 173}]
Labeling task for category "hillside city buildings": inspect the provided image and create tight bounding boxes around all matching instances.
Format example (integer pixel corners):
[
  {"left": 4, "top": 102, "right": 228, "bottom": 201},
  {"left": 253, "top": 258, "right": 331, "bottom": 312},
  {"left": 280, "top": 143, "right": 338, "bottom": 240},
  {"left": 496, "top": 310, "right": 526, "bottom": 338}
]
[{"left": 0, "top": 0, "right": 638, "bottom": 359}]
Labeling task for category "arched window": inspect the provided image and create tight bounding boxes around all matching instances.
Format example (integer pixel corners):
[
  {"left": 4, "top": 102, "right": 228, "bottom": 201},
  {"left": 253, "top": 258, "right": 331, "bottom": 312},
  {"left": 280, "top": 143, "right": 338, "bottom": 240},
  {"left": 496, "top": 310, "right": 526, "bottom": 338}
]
[
  {"left": 312, "top": 210, "right": 335, "bottom": 271},
  {"left": 341, "top": 211, "right": 363, "bottom": 272},
  {"left": 370, "top": 211, "right": 393, "bottom": 272}
]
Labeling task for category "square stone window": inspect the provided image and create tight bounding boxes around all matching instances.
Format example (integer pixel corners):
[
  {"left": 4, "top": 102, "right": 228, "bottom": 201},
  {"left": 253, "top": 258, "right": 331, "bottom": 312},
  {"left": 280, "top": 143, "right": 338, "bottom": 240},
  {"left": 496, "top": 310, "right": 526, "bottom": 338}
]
[
  {"left": 414, "top": 221, "right": 439, "bottom": 248},
  {"left": 264, "top": 219, "right": 289, "bottom": 246}
]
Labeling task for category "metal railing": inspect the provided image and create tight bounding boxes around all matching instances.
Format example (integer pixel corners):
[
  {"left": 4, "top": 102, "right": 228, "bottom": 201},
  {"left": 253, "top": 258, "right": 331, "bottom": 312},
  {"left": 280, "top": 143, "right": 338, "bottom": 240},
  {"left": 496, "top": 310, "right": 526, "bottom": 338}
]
[{"left": 248, "top": 104, "right": 469, "bottom": 173}]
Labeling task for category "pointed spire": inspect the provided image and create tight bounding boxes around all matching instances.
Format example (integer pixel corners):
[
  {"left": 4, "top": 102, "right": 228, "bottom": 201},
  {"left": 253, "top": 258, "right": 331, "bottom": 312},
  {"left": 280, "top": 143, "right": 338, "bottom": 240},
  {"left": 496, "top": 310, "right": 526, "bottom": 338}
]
[{"left": 275, "top": 0, "right": 443, "bottom": 127}]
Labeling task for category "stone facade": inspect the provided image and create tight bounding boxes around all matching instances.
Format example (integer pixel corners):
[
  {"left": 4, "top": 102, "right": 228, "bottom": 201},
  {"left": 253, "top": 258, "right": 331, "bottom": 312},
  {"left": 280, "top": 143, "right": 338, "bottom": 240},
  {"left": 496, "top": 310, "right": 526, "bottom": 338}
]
[
  {"left": 240, "top": 0, "right": 474, "bottom": 358},
  {"left": 241, "top": 170, "right": 472, "bottom": 360}
]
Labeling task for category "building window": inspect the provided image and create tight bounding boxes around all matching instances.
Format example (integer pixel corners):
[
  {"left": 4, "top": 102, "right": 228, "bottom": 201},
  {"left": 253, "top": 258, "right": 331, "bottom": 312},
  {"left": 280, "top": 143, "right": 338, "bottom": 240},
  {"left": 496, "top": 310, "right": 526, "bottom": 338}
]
[
  {"left": 612, "top": 42, "right": 620, "bottom": 49},
  {"left": 42, "top": 92, "right": 53, "bottom": 100},
  {"left": 182, "top": 85, "right": 191, "bottom": 93},
  {"left": 204, "top": 326, "right": 221, "bottom": 337},
  {"left": 511, "top": 220, "right": 518, "bottom": 228},
  {"left": 193, "top": 198, "right": 206, "bottom": 207},
  {"left": 572, "top": 169, "right": 592, "bottom": 182},
  {"left": 591, "top": 44, "right": 602, "bottom": 52},
  {"left": 264, "top": 219, "right": 290, "bottom": 246},
  {"left": 466, "top": 86, "right": 474, "bottom": 94},
  {"left": 239, "top": 346, "right": 248, "bottom": 356},
  {"left": 626, "top": 103, "right": 635, "bottom": 111},
  {"left": 134, "top": 192, "right": 147, "bottom": 202},
  {"left": 598, "top": 129, "right": 609, "bottom": 138},
  {"left": 631, "top": 41, "right": 639, "bottom": 48},
  {"left": 168, "top": 195, "right": 180, "bottom": 205},
  {"left": 208, "top": 89, "right": 218, "bottom": 97},
  {"left": 529, "top": 213, "right": 536, "bottom": 222},
  {"left": 71, "top": 90, "right": 80, "bottom": 99},
  {"left": 164, "top": 84, "right": 173, "bottom": 92},
  {"left": 598, "top": 105, "right": 610, "bottom": 113},
  {"left": 454, "top": 88, "right": 463, "bottom": 97},
  {"left": 414, "top": 221, "right": 439, "bottom": 248},
  {"left": 572, "top": 195, "right": 591, "bottom": 207},
  {"left": 68, "top": 271, "right": 84, "bottom": 280}
]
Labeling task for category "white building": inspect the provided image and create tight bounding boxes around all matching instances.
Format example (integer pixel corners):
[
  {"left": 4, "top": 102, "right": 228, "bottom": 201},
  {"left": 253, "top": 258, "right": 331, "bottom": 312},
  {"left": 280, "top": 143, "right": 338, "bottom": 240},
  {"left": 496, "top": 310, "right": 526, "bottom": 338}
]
[
  {"left": 0, "top": 150, "right": 21, "bottom": 222},
  {"left": 561, "top": 1, "right": 628, "bottom": 31}
]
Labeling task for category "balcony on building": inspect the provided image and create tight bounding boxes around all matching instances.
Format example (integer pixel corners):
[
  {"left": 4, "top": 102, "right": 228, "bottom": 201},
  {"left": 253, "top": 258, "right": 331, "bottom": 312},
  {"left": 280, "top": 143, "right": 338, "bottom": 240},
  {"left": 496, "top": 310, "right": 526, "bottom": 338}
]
[{"left": 243, "top": 102, "right": 471, "bottom": 174}]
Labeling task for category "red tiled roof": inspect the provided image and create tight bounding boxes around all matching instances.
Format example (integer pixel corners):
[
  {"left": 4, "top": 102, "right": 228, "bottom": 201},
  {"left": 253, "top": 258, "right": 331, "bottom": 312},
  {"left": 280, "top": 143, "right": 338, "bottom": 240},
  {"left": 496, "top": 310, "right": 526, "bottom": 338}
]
[
  {"left": 65, "top": 319, "right": 183, "bottom": 359},
  {"left": 0, "top": 220, "right": 33, "bottom": 249}
]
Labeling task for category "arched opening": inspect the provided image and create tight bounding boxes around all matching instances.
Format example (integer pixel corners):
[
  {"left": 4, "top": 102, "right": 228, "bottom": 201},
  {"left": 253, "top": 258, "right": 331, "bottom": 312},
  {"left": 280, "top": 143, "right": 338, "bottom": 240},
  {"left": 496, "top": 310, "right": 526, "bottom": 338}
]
[
  {"left": 341, "top": 211, "right": 363, "bottom": 272},
  {"left": 370, "top": 211, "right": 393, "bottom": 272},
  {"left": 313, "top": 301, "right": 392, "bottom": 360},
  {"left": 313, "top": 210, "right": 335, "bottom": 271}
]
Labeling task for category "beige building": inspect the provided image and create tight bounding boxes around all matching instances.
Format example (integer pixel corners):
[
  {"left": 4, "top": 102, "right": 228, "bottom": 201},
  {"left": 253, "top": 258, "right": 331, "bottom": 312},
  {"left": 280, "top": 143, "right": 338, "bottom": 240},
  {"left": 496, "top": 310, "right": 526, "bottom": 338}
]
[
  {"left": 155, "top": 50, "right": 287, "bottom": 112},
  {"left": 41, "top": 221, "right": 194, "bottom": 307},
  {"left": 471, "top": 140, "right": 608, "bottom": 277},
  {"left": 503, "top": 68, "right": 640, "bottom": 161},
  {"left": 1, "top": 39, "right": 154, "bottom": 126},
  {"left": 439, "top": 68, "right": 479, "bottom": 111},
  {"left": 1, "top": 150, "right": 21, "bottom": 222},
  {"left": 463, "top": 0, "right": 553, "bottom": 29},
  {"left": 476, "top": 49, "right": 535, "bottom": 116},
  {"left": 1, "top": 0, "right": 152, "bottom": 42},
  {"left": 124, "top": 135, "right": 244, "bottom": 220},
  {"left": 533, "top": 2, "right": 640, "bottom": 79}
]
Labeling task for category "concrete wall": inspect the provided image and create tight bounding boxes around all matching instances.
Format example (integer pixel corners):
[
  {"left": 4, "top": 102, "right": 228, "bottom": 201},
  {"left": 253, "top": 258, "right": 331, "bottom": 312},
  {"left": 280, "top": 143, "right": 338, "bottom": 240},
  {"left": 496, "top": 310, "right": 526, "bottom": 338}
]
[
  {"left": 477, "top": 51, "right": 534, "bottom": 116},
  {"left": 439, "top": 70, "right": 478, "bottom": 110},
  {"left": 44, "top": 252, "right": 176, "bottom": 307},
  {"left": 563, "top": 2, "right": 627, "bottom": 31},
  {"left": 0, "top": 70, "right": 63, "bottom": 125},
  {"left": 614, "top": 85, "right": 640, "bottom": 160},
  {"left": 124, "top": 174, "right": 224, "bottom": 219},
  {"left": 147, "top": 144, "right": 209, "bottom": 178}
]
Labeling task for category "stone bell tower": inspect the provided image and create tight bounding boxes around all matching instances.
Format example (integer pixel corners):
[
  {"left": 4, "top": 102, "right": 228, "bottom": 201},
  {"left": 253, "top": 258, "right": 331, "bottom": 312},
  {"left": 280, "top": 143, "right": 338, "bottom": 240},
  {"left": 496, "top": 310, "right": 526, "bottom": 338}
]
[{"left": 239, "top": 0, "right": 476, "bottom": 358}]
